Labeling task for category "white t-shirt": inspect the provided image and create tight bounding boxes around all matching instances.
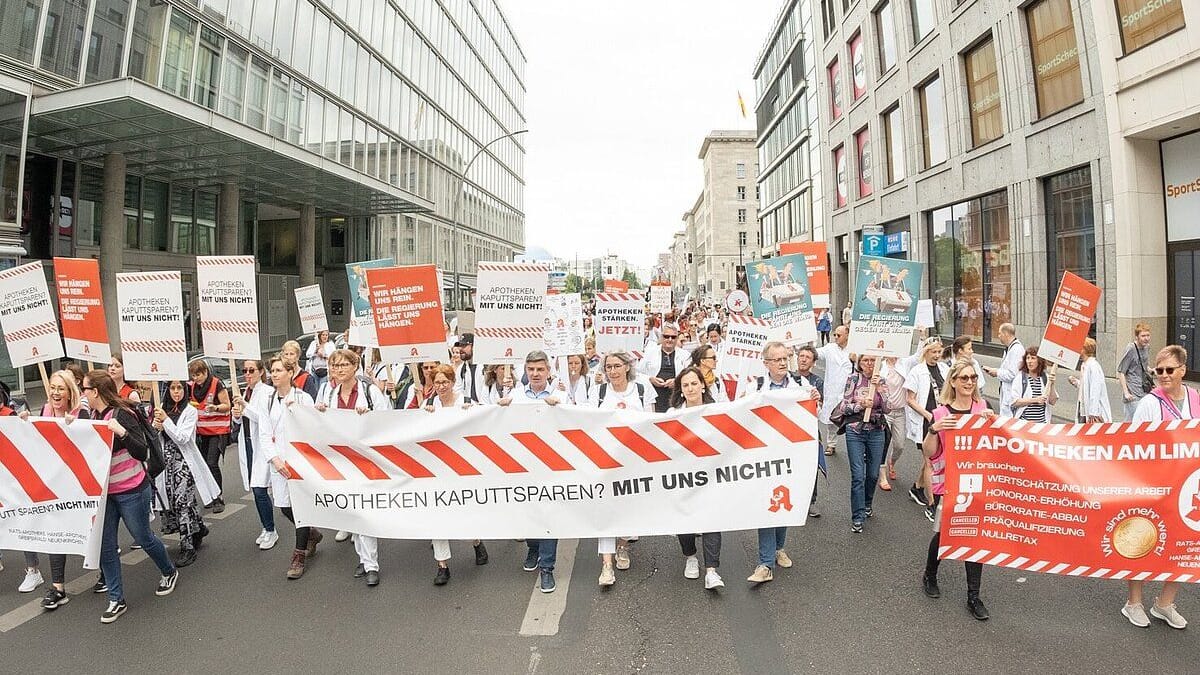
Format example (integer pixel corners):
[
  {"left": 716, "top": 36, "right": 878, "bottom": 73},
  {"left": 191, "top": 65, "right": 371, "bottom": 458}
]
[
  {"left": 428, "top": 391, "right": 466, "bottom": 410},
  {"left": 589, "top": 381, "right": 655, "bottom": 411}
]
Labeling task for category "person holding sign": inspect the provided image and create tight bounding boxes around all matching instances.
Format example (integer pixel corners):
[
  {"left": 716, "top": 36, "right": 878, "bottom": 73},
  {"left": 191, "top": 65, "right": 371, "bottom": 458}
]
[
  {"left": 921, "top": 359, "right": 993, "bottom": 621},
  {"left": 231, "top": 360, "right": 279, "bottom": 551},
  {"left": 253, "top": 357, "right": 317, "bottom": 580},
  {"left": 153, "top": 381, "right": 218, "bottom": 568},
  {"left": 315, "top": 349, "right": 390, "bottom": 588},
  {"left": 834, "top": 355, "right": 894, "bottom": 534},
  {"left": 423, "top": 364, "right": 489, "bottom": 586},
  {"left": 1123, "top": 344, "right": 1194, "bottom": 629},
  {"left": 84, "top": 370, "right": 179, "bottom": 624},
  {"left": 187, "top": 360, "right": 232, "bottom": 514},
  {"left": 670, "top": 366, "right": 724, "bottom": 590}
]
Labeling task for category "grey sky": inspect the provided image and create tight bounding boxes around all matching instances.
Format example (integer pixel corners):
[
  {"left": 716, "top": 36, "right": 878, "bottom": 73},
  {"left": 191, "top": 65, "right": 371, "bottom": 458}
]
[{"left": 503, "top": 2, "right": 782, "bottom": 269}]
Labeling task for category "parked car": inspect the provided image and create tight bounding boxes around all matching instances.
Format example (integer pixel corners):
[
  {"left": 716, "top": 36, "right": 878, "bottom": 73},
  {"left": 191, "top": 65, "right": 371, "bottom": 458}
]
[{"left": 187, "top": 354, "right": 246, "bottom": 392}]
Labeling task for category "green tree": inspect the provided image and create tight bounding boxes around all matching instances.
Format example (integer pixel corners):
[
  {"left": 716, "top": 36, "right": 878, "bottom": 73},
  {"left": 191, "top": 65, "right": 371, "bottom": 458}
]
[
  {"left": 621, "top": 269, "right": 643, "bottom": 289},
  {"left": 564, "top": 273, "right": 583, "bottom": 293}
]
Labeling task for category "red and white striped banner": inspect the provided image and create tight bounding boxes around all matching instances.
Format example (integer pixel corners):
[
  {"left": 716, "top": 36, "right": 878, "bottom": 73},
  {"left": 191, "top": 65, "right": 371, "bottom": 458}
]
[
  {"left": 116, "top": 271, "right": 188, "bottom": 380},
  {"left": 941, "top": 414, "right": 1200, "bottom": 583},
  {"left": 0, "top": 261, "right": 65, "bottom": 367},
  {"left": 474, "top": 261, "right": 549, "bottom": 365},
  {"left": 718, "top": 315, "right": 770, "bottom": 381},
  {"left": 0, "top": 418, "right": 114, "bottom": 566},
  {"left": 196, "top": 255, "right": 260, "bottom": 360},
  {"left": 594, "top": 290, "right": 645, "bottom": 358},
  {"left": 282, "top": 393, "right": 820, "bottom": 539},
  {"left": 594, "top": 292, "right": 643, "bottom": 303}
]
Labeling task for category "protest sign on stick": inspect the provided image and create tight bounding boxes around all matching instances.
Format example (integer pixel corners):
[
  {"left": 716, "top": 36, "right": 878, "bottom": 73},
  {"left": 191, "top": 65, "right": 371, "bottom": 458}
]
[
  {"left": 197, "top": 256, "right": 260, "bottom": 398},
  {"left": 474, "top": 262, "right": 549, "bottom": 365},
  {"left": 53, "top": 257, "right": 110, "bottom": 367},
  {"left": 716, "top": 314, "right": 769, "bottom": 383},
  {"left": 543, "top": 293, "right": 584, "bottom": 358},
  {"left": 594, "top": 291, "right": 645, "bottom": 356},
  {"left": 1039, "top": 271, "right": 1102, "bottom": 370},
  {"left": 778, "top": 241, "right": 830, "bottom": 309},
  {"left": 746, "top": 253, "right": 817, "bottom": 347},
  {"left": 294, "top": 284, "right": 328, "bottom": 334},
  {"left": 365, "top": 264, "right": 445, "bottom": 364},
  {"left": 116, "top": 271, "right": 187, "bottom": 383},
  {"left": 649, "top": 281, "right": 672, "bottom": 314},
  {"left": 0, "top": 261, "right": 65, "bottom": 390},
  {"left": 345, "top": 258, "right": 395, "bottom": 347},
  {"left": 846, "top": 255, "right": 925, "bottom": 358}
]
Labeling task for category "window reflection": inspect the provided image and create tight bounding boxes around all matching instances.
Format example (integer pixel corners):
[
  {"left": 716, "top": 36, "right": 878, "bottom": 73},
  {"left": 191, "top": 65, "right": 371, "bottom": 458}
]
[
  {"left": 929, "top": 190, "right": 1011, "bottom": 344},
  {"left": 85, "top": 0, "right": 130, "bottom": 83}
]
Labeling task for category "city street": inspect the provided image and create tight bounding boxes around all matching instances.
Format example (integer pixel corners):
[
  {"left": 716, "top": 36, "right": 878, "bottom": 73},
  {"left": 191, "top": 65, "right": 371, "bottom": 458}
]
[{"left": 1, "top": 448, "right": 1196, "bottom": 674}]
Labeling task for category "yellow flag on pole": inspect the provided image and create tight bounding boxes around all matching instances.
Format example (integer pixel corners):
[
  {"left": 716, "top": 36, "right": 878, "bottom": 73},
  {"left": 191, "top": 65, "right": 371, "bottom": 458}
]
[{"left": 737, "top": 91, "right": 747, "bottom": 119}]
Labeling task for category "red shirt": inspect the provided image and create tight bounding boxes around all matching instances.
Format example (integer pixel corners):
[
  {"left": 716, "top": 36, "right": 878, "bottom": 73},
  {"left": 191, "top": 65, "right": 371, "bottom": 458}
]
[{"left": 336, "top": 385, "right": 359, "bottom": 410}]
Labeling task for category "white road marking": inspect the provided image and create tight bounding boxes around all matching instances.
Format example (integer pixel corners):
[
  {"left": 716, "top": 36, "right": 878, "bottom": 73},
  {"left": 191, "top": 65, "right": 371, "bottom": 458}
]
[
  {"left": 526, "top": 647, "right": 542, "bottom": 674},
  {"left": 518, "top": 538, "right": 578, "bottom": 637},
  {"left": 0, "top": 549, "right": 148, "bottom": 632}
]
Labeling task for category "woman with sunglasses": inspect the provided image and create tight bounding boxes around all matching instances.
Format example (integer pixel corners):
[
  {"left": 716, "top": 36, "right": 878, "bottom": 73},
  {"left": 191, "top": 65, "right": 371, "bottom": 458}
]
[
  {"left": 1067, "top": 338, "right": 1112, "bottom": 423},
  {"left": 922, "top": 359, "right": 993, "bottom": 620},
  {"left": 82, "top": 370, "right": 178, "bottom": 624},
  {"left": 689, "top": 343, "right": 728, "bottom": 402},
  {"left": 152, "top": 380, "right": 220, "bottom": 568},
  {"left": 1121, "top": 344, "right": 1193, "bottom": 629},
  {"left": 835, "top": 354, "right": 894, "bottom": 533},
  {"left": 232, "top": 359, "right": 279, "bottom": 550}
]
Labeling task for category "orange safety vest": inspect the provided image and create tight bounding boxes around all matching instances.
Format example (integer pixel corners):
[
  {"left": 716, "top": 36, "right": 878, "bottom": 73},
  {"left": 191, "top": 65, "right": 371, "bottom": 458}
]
[{"left": 190, "top": 377, "right": 230, "bottom": 436}]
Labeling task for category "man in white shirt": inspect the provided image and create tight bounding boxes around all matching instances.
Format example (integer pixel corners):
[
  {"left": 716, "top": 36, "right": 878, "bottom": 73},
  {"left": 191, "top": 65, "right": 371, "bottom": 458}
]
[
  {"left": 638, "top": 322, "right": 692, "bottom": 412},
  {"left": 816, "top": 325, "right": 853, "bottom": 456},
  {"left": 497, "top": 350, "right": 560, "bottom": 594},
  {"left": 983, "top": 323, "right": 1023, "bottom": 417},
  {"left": 453, "top": 333, "right": 484, "bottom": 403}
]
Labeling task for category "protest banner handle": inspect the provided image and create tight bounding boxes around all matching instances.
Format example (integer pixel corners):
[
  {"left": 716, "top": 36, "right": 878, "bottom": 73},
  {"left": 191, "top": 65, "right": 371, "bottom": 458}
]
[
  {"left": 227, "top": 358, "right": 242, "bottom": 400},
  {"left": 85, "top": 360, "right": 94, "bottom": 372},
  {"left": 862, "top": 382, "right": 877, "bottom": 423},
  {"left": 151, "top": 380, "right": 162, "bottom": 411},
  {"left": 36, "top": 361, "right": 51, "bottom": 398}
]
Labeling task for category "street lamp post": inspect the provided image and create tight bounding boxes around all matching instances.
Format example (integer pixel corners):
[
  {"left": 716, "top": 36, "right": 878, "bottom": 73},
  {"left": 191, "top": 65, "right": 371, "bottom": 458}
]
[{"left": 449, "top": 128, "right": 529, "bottom": 310}]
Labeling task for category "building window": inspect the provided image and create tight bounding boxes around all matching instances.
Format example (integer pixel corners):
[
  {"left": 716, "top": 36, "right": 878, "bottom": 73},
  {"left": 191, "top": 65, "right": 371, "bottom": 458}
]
[
  {"left": 849, "top": 32, "right": 867, "bottom": 101},
  {"left": 821, "top": 0, "right": 837, "bottom": 40},
  {"left": 161, "top": 11, "right": 197, "bottom": 98},
  {"left": 739, "top": 231, "right": 748, "bottom": 246},
  {"left": 917, "top": 75, "right": 948, "bottom": 168},
  {"left": 834, "top": 144, "right": 847, "bottom": 208},
  {"left": 911, "top": 0, "right": 936, "bottom": 43},
  {"left": 882, "top": 104, "right": 906, "bottom": 185},
  {"left": 964, "top": 37, "right": 1003, "bottom": 147},
  {"left": 856, "top": 127, "right": 873, "bottom": 198},
  {"left": 828, "top": 58, "right": 843, "bottom": 120},
  {"left": 193, "top": 26, "right": 222, "bottom": 110},
  {"left": 1115, "top": 0, "right": 1186, "bottom": 53},
  {"left": 1045, "top": 166, "right": 1096, "bottom": 300},
  {"left": 928, "top": 190, "right": 1012, "bottom": 344},
  {"left": 876, "top": 0, "right": 898, "bottom": 73},
  {"left": 40, "top": 0, "right": 90, "bottom": 80},
  {"left": 0, "top": 0, "right": 42, "bottom": 63},
  {"left": 1027, "top": 0, "right": 1084, "bottom": 118},
  {"left": 736, "top": 162, "right": 746, "bottom": 179},
  {"left": 738, "top": 208, "right": 747, "bottom": 223},
  {"left": 737, "top": 186, "right": 747, "bottom": 200}
]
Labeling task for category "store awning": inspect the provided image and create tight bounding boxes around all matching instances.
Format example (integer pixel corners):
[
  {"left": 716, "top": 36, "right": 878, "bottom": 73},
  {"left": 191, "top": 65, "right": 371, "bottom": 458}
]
[{"left": 20, "top": 79, "right": 433, "bottom": 217}]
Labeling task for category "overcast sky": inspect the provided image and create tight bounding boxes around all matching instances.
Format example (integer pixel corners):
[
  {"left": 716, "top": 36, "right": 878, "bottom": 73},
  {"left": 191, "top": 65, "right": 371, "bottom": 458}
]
[{"left": 503, "top": 2, "right": 782, "bottom": 271}]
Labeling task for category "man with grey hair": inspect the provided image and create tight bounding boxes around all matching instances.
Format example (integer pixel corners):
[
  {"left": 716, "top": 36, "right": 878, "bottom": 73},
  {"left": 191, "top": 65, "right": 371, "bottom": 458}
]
[
  {"left": 638, "top": 322, "right": 691, "bottom": 412},
  {"left": 983, "top": 323, "right": 1023, "bottom": 417}
]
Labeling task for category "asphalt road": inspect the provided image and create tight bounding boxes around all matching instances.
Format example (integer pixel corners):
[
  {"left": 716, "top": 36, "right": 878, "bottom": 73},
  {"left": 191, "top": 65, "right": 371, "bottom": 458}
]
[{"left": 2, "top": 442, "right": 1198, "bottom": 675}]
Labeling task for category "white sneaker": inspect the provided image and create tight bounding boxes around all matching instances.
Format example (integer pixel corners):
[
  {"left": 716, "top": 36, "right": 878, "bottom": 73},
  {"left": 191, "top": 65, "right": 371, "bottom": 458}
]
[
  {"left": 1151, "top": 601, "right": 1188, "bottom": 629},
  {"left": 335, "top": 530, "right": 351, "bottom": 542},
  {"left": 683, "top": 556, "right": 700, "bottom": 579},
  {"left": 255, "top": 530, "right": 267, "bottom": 546},
  {"left": 259, "top": 530, "right": 280, "bottom": 551},
  {"left": 18, "top": 569, "right": 43, "bottom": 593},
  {"left": 598, "top": 563, "right": 615, "bottom": 586},
  {"left": 1122, "top": 602, "right": 1150, "bottom": 627},
  {"left": 704, "top": 569, "right": 724, "bottom": 590}
]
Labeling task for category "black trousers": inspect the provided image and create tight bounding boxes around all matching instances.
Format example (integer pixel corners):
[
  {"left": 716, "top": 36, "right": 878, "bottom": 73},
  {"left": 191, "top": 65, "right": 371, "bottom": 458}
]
[
  {"left": 197, "top": 433, "right": 228, "bottom": 492},
  {"left": 677, "top": 533, "right": 721, "bottom": 568},
  {"left": 925, "top": 531, "right": 982, "bottom": 593}
]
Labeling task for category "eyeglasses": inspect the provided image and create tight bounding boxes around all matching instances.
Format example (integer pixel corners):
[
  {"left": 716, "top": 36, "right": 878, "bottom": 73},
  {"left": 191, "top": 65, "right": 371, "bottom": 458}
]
[
  {"left": 330, "top": 363, "right": 353, "bottom": 369},
  {"left": 81, "top": 386, "right": 96, "bottom": 392},
  {"left": 662, "top": 335, "right": 678, "bottom": 340},
  {"left": 604, "top": 363, "right": 624, "bottom": 370},
  {"left": 764, "top": 357, "right": 789, "bottom": 364},
  {"left": 701, "top": 356, "right": 717, "bottom": 362},
  {"left": 956, "top": 374, "right": 979, "bottom": 381},
  {"left": 242, "top": 368, "right": 257, "bottom": 373},
  {"left": 1155, "top": 366, "right": 1181, "bottom": 375}
]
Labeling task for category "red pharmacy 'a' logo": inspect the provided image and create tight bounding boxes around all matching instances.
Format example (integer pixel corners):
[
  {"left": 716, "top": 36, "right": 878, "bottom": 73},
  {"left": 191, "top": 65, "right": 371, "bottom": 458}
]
[
  {"left": 768, "top": 486, "right": 793, "bottom": 513},
  {"left": 226, "top": 341, "right": 234, "bottom": 351},
  {"left": 150, "top": 362, "right": 159, "bottom": 373},
  {"left": 31, "top": 346, "right": 38, "bottom": 357},
  {"left": 410, "top": 348, "right": 419, "bottom": 356},
  {"left": 505, "top": 348, "right": 513, "bottom": 357}
]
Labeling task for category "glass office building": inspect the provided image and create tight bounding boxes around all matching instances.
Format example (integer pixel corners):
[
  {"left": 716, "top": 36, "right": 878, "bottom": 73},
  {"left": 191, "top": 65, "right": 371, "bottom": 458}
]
[{"left": 0, "top": 0, "right": 525, "bottom": 387}]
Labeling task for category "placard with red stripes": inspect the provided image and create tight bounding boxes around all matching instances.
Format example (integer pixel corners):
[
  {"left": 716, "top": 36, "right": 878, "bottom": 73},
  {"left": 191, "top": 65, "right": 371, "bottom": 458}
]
[
  {"left": 196, "top": 255, "right": 261, "bottom": 360},
  {"left": 116, "top": 271, "right": 188, "bottom": 380},
  {"left": 474, "top": 261, "right": 549, "bottom": 365},
  {"left": 717, "top": 315, "right": 769, "bottom": 382},
  {"left": 941, "top": 415, "right": 1200, "bottom": 583},
  {"left": 594, "top": 291, "right": 646, "bottom": 358},
  {"left": 0, "top": 418, "right": 114, "bottom": 567},
  {"left": 294, "top": 284, "right": 328, "bottom": 334},
  {"left": 0, "top": 260, "right": 65, "bottom": 367},
  {"left": 281, "top": 392, "right": 820, "bottom": 539}
]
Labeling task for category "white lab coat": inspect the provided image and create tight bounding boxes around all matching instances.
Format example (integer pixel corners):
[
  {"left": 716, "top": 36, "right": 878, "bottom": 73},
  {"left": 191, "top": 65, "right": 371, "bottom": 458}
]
[
  {"left": 1076, "top": 358, "right": 1112, "bottom": 422},
  {"left": 996, "top": 339, "right": 1025, "bottom": 417},
  {"left": 637, "top": 347, "right": 692, "bottom": 382},
  {"left": 452, "top": 362, "right": 486, "bottom": 402},
  {"left": 816, "top": 343, "right": 853, "bottom": 424},
  {"left": 253, "top": 387, "right": 315, "bottom": 508},
  {"left": 154, "top": 405, "right": 221, "bottom": 507},
  {"left": 903, "top": 361, "right": 949, "bottom": 444},
  {"left": 234, "top": 382, "right": 269, "bottom": 490},
  {"left": 315, "top": 379, "right": 391, "bottom": 412}
]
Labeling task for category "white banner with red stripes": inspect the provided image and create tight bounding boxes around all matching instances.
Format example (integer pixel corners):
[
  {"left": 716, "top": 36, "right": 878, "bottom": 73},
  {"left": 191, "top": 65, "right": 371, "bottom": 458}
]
[
  {"left": 116, "top": 271, "right": 188, "bottom": 380},
  {"left": 594, "top": 291, "right": 646, "bottom": 357},
  {"left": 196, "top": 255, "right": 260, "bottom": 359},
  {"left": 0, "top": 260, "right": 65, "bottom": 367},
  {"left": 942, "top": 415, "right": 1200, "bottom": 583},
  {"left": 717, "top": 315, "right": 769, "bottom": 382},
  {"left": 280, "top": 392, "right": 819, "bottom": 539},
  {"left": 473, "top": 262, "right": 549, "bottom": 365},
  {"left": 0, "top": 418, "right": 113, "bottom": 567}
]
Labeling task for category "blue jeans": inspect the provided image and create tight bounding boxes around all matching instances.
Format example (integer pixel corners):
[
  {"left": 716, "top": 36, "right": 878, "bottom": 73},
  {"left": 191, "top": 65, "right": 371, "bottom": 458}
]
[
  {"left": 846, "top": 425, "right": 886, "bottom": 523},
  {"left": 756, "top": 527, "right": 787, "bottom": 567},
  {"left": 251, "top": 487, "right": 275, "bottom": 532},
  {"left": 100, "top": 482, "right": 175, "bottom": 602},
  {"left": 526, "top": 539, "right": 557, "bottom": 571}
]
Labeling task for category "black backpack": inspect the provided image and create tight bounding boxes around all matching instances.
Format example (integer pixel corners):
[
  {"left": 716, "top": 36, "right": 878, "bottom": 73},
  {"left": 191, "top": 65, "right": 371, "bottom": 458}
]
[{"left": 129, "top": 406, "right": 165, "bottom": 479}]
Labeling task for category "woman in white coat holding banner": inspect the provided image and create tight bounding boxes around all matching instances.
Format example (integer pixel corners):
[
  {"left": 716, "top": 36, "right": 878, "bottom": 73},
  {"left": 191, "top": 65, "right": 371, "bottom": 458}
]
[
  {"left": 314, "top": 348, "right": 391, "bottom": 587},
  {"left": 253, "top": 356, "right": 316, "bottom": 580},
  {"left": 153, "top": 381, "right": 220, "bottom": 568},
  {"left": 231, "top": 359, "right": 279, "bottom": 550}
]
